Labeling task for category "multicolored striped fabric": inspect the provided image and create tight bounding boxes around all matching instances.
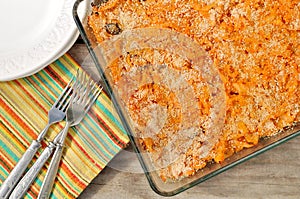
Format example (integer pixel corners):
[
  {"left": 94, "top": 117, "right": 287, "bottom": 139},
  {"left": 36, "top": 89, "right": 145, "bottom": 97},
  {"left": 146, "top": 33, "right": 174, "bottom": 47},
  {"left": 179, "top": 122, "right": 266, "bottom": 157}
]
[{"left": 0, "top": 54, "right": 129, "bottom": 198}]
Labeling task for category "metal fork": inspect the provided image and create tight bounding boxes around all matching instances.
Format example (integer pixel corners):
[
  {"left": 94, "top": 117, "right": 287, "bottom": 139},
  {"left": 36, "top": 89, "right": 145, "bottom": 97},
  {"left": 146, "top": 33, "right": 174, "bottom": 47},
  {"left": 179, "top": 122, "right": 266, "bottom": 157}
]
[
  {"left": 38, "top": 72, "right": 102, "bottom": 199},
  {"left": 0, "top": 76, "right": 75, "bottom": 199},
  {"left": 8, "top": 71, "right": 102, "bottom": 199}
]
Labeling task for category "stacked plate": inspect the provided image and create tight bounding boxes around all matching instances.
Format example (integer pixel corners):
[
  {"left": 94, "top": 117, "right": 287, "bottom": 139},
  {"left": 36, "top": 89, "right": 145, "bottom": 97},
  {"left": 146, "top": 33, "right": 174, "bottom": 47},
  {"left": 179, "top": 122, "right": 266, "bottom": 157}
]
[{"left": 0, "top": 0, "right": 87, "bottom": 81}]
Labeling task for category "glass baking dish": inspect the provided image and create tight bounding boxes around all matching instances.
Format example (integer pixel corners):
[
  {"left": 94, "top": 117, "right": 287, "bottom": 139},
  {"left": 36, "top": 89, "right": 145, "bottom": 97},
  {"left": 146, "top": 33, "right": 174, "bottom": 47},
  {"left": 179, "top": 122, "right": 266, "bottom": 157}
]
[{"left": 73, "top": 0, "right": 300, "bottom": 196}]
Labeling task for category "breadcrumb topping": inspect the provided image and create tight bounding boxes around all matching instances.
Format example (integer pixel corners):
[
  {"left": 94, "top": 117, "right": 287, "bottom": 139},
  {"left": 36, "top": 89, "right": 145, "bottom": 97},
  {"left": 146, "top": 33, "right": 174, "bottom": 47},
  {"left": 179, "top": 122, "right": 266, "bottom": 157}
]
[{"left": 88, "top": 0, "right": 300, "bottom": 181}]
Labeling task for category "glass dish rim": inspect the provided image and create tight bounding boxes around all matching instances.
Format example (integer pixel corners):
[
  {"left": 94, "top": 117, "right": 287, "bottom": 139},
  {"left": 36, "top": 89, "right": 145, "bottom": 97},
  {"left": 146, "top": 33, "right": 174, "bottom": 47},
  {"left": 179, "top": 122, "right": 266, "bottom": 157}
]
[{"left": 72, "top": 0, "right": 300, "bottom": 196}]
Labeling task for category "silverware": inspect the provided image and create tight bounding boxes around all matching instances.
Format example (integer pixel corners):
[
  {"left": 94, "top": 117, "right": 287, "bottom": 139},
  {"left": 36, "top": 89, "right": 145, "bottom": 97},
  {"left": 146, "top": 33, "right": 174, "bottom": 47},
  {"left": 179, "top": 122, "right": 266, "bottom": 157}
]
[
  {"left": 38, "top": 71, "right": 102, "bottom": 199},
  {"left": 0, "top": 76, "right": 75, "bottom": 199},
  {"left": 9, "top": 71, "right": 102, "bottom": 199}
]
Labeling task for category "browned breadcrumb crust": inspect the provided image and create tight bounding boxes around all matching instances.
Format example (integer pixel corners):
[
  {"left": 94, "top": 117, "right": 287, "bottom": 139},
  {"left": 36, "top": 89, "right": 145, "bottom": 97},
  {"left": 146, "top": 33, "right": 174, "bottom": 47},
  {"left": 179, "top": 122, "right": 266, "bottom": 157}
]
[{"left": 88, "top": 0, "right": 300, "bottom": 181}]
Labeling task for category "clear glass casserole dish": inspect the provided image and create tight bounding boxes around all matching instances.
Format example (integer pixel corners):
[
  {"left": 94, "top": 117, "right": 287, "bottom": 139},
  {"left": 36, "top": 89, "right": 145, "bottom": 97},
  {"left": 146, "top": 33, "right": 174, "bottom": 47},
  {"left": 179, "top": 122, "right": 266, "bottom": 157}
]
[{"left": 73, "top": 0, "right": 300, "bottom": 196}]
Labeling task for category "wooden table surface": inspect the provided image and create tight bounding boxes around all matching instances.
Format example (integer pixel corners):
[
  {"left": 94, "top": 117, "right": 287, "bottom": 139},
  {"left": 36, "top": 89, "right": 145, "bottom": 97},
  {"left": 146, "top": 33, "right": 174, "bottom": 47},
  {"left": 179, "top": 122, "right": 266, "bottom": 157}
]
[{"left": 68, "top": 42, "right": 300, "bottom": 199}]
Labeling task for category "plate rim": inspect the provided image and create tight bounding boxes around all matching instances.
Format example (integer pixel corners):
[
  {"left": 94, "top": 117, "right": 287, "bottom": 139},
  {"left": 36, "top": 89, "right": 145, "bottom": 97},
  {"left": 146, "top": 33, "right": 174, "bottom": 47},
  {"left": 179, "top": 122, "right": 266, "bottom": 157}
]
[{"left": 0, "top": 0, "right": 87, "bottom": 81}]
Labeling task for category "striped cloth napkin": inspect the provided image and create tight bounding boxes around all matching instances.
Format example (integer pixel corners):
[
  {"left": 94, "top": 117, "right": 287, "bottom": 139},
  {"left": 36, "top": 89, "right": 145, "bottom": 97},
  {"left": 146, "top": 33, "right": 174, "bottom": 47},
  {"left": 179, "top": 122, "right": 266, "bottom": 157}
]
[{"left": 0, "top": 54, "right": 129, "bottom": 198}]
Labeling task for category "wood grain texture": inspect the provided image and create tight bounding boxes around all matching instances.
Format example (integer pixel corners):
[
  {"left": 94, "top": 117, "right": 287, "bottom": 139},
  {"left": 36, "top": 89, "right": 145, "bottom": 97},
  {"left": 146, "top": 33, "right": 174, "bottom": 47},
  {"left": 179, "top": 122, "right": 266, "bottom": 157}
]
[{"left": 69, "top": 43, "right": 300, "bottom": 199}]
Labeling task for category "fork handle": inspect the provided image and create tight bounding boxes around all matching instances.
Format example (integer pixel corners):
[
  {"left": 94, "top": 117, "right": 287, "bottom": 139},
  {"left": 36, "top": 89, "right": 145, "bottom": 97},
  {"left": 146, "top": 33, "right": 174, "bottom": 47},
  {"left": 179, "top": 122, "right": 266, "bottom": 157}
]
[
  {"left": 0, "top": 140, "right": 41, "bottom": 199},
  {"left": 8, "top": 143, "right": 56, "bottom": 199},
  {"left": 37, "top": 144, "right": 64, "bottom": 199},
  {"left": 37, "top": 124, "right": 70, "bottom": 199}
]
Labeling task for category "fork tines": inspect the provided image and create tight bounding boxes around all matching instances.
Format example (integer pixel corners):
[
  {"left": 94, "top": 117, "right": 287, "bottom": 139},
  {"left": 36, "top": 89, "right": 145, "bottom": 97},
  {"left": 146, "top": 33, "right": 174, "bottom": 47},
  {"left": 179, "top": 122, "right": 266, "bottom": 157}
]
[
  {"left": 52, "top": 76, "right": 75, "bottom": 112},
  {"left": 74, "top": 69, "right": 103, "bottom": 110}
]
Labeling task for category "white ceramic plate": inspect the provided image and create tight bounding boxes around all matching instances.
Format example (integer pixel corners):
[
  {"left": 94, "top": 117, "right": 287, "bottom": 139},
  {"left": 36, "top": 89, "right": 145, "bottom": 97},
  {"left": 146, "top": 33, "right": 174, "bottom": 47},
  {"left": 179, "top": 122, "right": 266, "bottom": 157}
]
[{"left": 0, "top": 0, "right": 87, "bottom": 81}]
